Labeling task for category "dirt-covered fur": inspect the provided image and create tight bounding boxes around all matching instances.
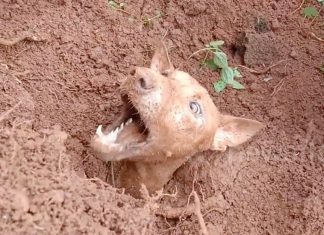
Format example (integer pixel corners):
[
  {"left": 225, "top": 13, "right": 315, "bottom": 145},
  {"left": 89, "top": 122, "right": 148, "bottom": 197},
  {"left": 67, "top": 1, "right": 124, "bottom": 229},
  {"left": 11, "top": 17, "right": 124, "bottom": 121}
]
[{"left": 91, "top": 42, "right": 264, "bottom": 198}]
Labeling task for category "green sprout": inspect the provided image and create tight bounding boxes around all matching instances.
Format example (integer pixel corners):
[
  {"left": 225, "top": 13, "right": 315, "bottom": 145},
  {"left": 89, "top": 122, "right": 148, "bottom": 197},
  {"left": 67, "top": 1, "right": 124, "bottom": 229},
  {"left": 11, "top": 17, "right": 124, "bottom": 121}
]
[
  {"left": 191, "top": 40, "right": 244, "bottom": 92},
  {"left": 303, "top": 6, "right": 320, "bottom": 17},
  {"left": 319, "top": 64, "right": 324, "bottom": 73},
  {"left": 142, "top": 10, "right": 163, "bottom": 27},
  {"left": 302, "top": 0, "right": 323, "bottom": 17},
  {"left": 108, "top": 0, "right": 125, "bottom": 10}
]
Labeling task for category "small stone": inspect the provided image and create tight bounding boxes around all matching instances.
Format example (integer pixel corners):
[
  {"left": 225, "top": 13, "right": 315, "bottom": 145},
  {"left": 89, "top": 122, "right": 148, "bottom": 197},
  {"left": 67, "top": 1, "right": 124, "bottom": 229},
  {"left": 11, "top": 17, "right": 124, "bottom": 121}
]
[
  {"left": 250, "top": 82, "right": 259, "bottom": 92},
  {"left": 290, "top": 50, "right": 298, "bottom": 59},
  {"left": 271, "top": 19, "right": 280, "bottom": 31}
]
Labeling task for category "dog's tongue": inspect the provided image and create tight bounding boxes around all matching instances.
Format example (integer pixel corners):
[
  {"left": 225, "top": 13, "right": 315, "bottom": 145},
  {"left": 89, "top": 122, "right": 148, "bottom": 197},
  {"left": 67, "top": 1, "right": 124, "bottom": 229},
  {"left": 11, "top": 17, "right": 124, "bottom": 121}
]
[{"left": 116, "top": 121, "right": 146, "bottom": 145}]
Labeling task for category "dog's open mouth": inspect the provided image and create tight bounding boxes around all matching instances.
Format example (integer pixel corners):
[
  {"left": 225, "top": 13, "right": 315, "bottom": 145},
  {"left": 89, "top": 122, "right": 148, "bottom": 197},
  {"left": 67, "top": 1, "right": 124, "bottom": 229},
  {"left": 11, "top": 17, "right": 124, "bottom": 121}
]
[{"left": 96, "top": 94, "right": 149, "bottom": 146}]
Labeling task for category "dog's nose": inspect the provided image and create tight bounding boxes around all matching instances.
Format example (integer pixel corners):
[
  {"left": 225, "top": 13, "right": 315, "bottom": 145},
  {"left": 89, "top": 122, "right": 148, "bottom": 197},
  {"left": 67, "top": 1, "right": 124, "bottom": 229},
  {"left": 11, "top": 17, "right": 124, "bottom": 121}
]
[{"left": 137, "top": 76, "right": 155, "bottom": 90}]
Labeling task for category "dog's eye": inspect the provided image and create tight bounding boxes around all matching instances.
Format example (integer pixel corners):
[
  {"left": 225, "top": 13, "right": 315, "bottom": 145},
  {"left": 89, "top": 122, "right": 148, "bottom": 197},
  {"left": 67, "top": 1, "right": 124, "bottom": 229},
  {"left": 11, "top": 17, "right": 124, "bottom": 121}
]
[{"left": 189, "top": 101, "right": 202, "bottom": 115}]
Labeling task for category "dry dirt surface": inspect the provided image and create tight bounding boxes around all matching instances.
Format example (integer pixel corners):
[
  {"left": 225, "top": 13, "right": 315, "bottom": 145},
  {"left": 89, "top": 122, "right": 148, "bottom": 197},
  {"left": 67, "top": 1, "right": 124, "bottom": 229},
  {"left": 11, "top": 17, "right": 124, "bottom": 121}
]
[{"left": 0, "top": 0, "right": 323, "bottom": 234}]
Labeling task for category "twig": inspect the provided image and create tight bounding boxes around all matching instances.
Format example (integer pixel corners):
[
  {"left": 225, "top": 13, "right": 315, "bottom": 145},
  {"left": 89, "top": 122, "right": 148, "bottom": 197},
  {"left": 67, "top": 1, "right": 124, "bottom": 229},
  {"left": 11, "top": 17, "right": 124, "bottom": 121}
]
[
  {"left": 238, "top": 59, "right": 287, "bottom": 75},
  {"left": 289, "top": 0, "right": 306, "bottom": 16},
  {"left": 179, "top": 168, "right": 198, "bottom": 220},
  {"left": 0, "top": 101, "right": 22, "bottom": 123},
  {"left": 193, "top": 191, "right": 209, "bottom": 235},
  {"left": 156, "top": 169, "right": 217, "bottom": 220},
  {"left": 155, "top": 195, "right": 219, "bottom": 218},
  {"left": 188, "top": 48, "right": 212, "bottom": 59},
  {"left": 310, "top": 32, "right": 324, "bottom": 42},
  {"left": 140, "top": 184, "right": 178, "bottom": 202},
  {"left": 47, "top": 87, "right": 60, "bottom": 104},
  {"left": 203, "top": 207, "right": 222, "bottom": 218},
  {"left": 190, "top": 207, "right": 224, "bottom": 226},
  {"left": 32, "top": 223, "right": 45, "bottom": 231},
  {"left": 0, "top": 34, "right": 46, "bottom": 46},
  {"left": 199, "top": 51, "right": 210, "bottom": 71},
  {"left": 11, "top": 47, "right": 31, "bottom": 59},
  {"left": 116, "top": 8, "right": 133, "bottom": 16},
  {"left": 111, "top": 162, "right": 115, "bottom": 187},
  {"left": 143, "top": 13, "right": 163, "bottom": 24},
  {"left": 162, "top": 29, "right": 169, "bottom": 40},
  {"left": 300, "top": 120, "right": 315, "bottom": 158},
  {"left": 310, "top": 8, "right": 322, "bottom": 26},
  {"left": 271, "top": 78, "right": 285, "bottom": 97}
]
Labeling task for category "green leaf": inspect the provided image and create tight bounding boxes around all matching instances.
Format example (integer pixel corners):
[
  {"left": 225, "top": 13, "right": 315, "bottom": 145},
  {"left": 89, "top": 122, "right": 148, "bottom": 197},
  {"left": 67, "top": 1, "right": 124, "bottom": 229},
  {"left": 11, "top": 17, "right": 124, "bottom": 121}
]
[
  {"left": 303, "top": 6, "right": 319, "bottom": 17},
  {"left": 319, "top": 64, "right": 324, "bottom": 73},
  {"left": 209, "top": 40, "right": 224, "bottom": 48},
  {"left": 228, "top": 80, "right": 245, "bottom": 89},
  {"left": 220, "top": 67, "right": 234, "bottom": 83},
  {"left": 204, "top": 59, "right": 218, "bottom": 70},
  {"left": 108, "top": 0, "right": 118, "bottom": 8},
  {"left": 318, "top": 0, "right": 324, "bottom": 6},
  {"left": 233, "top": 67, "right": 243, "bottom": 78},
  {"left": 214, "top": 80, "right": 226, "bottom": 92},
  {"left": 108, "top": 0, "right": 124, "bottom": 9},
  {"left": 213, "top": 52, "right": 228, "bottom": 68}
]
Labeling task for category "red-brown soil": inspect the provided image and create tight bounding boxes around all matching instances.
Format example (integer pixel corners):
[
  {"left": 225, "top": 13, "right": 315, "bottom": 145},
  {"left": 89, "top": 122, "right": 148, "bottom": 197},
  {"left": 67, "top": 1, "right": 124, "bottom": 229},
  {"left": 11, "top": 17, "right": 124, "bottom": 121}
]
[{"left": 0, "top": 0, "right": 323, "bottom": 234}]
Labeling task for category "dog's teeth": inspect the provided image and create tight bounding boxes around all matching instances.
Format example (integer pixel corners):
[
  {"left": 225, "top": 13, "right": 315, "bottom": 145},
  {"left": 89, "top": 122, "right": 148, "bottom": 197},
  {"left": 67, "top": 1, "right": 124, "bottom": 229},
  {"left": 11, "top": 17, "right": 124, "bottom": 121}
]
[
  {"left": 112, "top": 131, "right": 118, "bottom": 139},
  {"left": 126, "top": 118, "right": 132, "bottom": 125},
  {"left": 120, "top": 122, "right": 124, "bottom": 131},
  {"left": 96, "top": 125, "right": 103, "bottom": 136},
  {"left": 105, "top": 129, "right": 117, "bottom": 142}
]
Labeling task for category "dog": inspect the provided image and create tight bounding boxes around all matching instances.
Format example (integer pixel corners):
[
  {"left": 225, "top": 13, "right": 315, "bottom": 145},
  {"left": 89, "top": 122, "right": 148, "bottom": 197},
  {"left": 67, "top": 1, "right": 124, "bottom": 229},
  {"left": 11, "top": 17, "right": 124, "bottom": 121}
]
[{"left": 91, "top": 42, "right": 264, "bottom": 198}]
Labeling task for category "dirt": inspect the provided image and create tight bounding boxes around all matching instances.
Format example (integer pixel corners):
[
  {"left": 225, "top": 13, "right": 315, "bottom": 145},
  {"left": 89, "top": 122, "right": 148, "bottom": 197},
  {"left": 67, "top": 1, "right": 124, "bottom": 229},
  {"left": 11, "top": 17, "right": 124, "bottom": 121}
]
[{"left": 0, "top": 0, "right": 323, "bottom": 234}]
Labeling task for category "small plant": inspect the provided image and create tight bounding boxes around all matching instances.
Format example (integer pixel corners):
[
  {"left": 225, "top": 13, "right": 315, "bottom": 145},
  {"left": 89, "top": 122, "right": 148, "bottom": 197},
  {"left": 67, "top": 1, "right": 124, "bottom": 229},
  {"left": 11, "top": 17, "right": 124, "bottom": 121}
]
[
  {"left": 319, "top": 64, "right": 324, "bottom": 73},
  {"left": 108, "top": 0, "right": 125, "bottom": 10},
  {"left": 142, "top": 10, "right": 163, "bottom": 27},
  {"left": 302, "top": 0, "right": 322, "bottom": 17},
  {"left": 192, "top": 40, "right": 244, "bottom": 92},
  {"left": 303, "top": 6, "right": 320, "bottom": 17}
]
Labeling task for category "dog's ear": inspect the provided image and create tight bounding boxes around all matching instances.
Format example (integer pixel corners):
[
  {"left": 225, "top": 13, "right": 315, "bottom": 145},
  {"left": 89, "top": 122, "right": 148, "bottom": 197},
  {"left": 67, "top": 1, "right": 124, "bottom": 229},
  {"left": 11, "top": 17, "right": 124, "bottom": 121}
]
[
  {"left": 150, "top": 41, "right": 174, "bottom": 75},
  {"left": 211, "top": 115, "right": 264, "bottom": 152}
]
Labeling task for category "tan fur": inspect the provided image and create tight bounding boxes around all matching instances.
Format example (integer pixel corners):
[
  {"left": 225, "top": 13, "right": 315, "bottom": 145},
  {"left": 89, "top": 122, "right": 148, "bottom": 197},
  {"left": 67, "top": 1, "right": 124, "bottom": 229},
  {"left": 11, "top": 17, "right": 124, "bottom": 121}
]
[{"left": 91, "top": 42, "right": 264, "bottom": 198}]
